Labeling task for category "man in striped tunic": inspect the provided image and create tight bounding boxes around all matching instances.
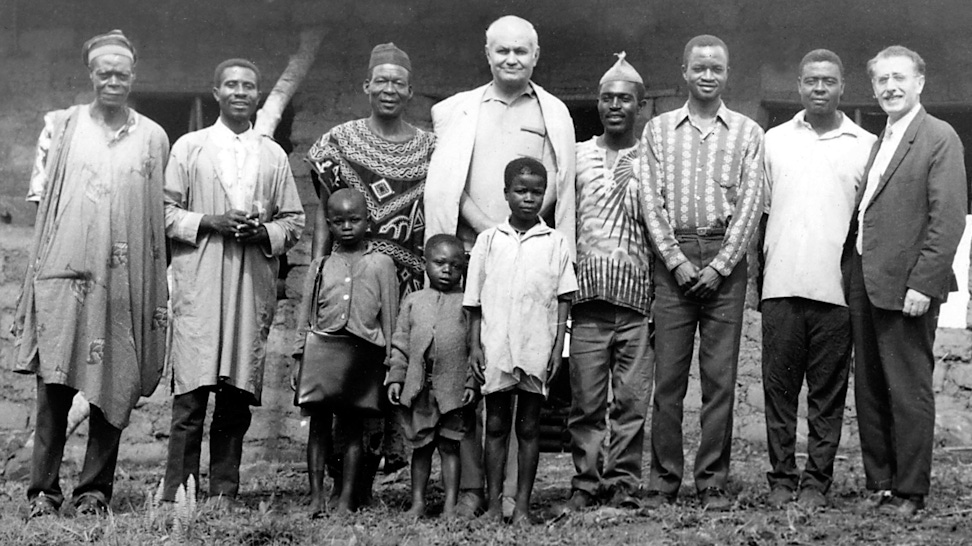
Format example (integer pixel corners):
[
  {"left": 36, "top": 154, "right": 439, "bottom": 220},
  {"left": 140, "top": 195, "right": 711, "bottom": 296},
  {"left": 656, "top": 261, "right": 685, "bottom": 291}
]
[{"left": 563, "top": 53, "right": 654, "bottom": 512}]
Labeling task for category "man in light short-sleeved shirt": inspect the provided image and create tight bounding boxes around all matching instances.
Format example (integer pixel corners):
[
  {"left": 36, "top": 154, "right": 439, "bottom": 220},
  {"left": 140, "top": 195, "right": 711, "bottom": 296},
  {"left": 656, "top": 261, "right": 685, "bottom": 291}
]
[{"left": 761, "top": 49, "right": 875, "bottom": 509}]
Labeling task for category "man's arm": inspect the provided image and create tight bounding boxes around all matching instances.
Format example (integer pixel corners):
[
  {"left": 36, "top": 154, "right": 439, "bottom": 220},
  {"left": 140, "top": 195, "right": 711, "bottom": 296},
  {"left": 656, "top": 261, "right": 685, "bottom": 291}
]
[
  {"left": 638, "top": 122, "right": 693, "bottom": 280},
  {"left": 904, "top": 124, "right": 968, "bottom": 316},
  {"left": 459, "top": 191, "right": 494, "bottom": 234}
]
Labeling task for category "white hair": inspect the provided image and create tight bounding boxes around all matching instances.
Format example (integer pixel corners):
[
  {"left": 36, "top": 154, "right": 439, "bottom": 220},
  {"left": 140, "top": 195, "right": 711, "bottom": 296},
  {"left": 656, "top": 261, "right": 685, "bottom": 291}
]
[{"left": 485, "top": 15, "right": 538, "bottom": 48}]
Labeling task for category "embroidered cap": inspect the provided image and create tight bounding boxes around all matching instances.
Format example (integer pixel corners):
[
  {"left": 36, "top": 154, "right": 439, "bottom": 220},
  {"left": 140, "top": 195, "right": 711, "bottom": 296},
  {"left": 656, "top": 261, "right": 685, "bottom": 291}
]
[
  {"left": 369, "top": 42, "right": 411, "bottom": 72},
  {"left": 83, "top": 29, "right": 137, "bottom": 66}
]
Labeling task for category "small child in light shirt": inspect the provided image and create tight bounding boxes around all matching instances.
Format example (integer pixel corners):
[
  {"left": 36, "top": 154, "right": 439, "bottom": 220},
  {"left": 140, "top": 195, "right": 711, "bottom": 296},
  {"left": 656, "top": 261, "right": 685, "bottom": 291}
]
[
  {"left": 464, "top": 157, "right": 577, "bottom": 524},
  {"left": 386, "top": 234, "right": 477, "bottom": 519}
]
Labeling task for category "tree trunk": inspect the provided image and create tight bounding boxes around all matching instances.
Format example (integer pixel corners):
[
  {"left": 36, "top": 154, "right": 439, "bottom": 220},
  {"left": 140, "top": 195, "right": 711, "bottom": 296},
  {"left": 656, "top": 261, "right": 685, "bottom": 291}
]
[{"left": 254, "top": 27, "right": 326, "bottom": 137}]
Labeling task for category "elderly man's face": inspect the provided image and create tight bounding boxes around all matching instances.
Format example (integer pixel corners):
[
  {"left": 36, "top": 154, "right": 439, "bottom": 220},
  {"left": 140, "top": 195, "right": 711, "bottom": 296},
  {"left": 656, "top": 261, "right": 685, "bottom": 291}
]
[
  {"left": 89, "top": 54, "right": 134, "bottom": 110},
  {"left": 485, "top": 24, "right": 538, "bottom": 89},
  {"left": 364, "top": 64, "right": 412, "bottom": 120},
  {"left": 871, "top": 55, "right": 924, "bottom": 121}
]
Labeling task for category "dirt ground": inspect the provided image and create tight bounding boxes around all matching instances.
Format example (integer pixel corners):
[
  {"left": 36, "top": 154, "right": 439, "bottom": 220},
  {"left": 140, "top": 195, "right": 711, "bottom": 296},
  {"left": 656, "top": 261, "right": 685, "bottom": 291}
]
[{"left": 3, "top": 437, "right": 971, "bottom": 546}]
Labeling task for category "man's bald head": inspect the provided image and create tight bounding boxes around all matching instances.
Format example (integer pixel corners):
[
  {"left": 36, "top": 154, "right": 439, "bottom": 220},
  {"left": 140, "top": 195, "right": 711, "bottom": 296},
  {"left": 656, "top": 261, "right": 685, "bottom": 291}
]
[{"left": 485, "top": 15, "right": 538, "bottom": 49}]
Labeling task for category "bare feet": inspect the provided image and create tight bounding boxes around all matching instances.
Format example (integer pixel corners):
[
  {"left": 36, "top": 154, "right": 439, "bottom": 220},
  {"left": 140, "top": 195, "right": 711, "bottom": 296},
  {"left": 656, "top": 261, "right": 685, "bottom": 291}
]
[
  {"left": 405, "top": 501, "right": 426, "bottom": 519},
  {"left": 333, "top": 498, "right": 353, "bottom": 516},
  {"left": 511, "top": 508, "right": 532, "bottom": 526},
  {"left": 309, "top": 492, "right": 326, "bottom": 519},
  {"left": 484, "top": 506, "right": 504, "bottom": 522},
  {"left": 441, "top": 504, "right": 458, "bottom": 519}
]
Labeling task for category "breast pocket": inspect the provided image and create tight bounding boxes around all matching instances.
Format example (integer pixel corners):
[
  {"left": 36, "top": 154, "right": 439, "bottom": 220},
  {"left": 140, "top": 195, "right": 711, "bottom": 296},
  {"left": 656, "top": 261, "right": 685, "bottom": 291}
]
[{"left": 518, "top": 124, "right": 546, "bottom": 160}]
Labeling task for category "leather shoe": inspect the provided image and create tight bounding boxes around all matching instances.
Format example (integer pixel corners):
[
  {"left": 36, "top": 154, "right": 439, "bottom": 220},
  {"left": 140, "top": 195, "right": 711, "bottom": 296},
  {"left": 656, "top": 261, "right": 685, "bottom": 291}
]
[
  {"left": 455, "top": 489, "right": 485, "bottom": 519},
  {"left": 639, "top": 490, "right": 677, "bottom": 511},
  {"left": 860, "top": 490, "right": 892, "bottom": 511},
  {"left": 74, "top": 493, "right": 108, "bottom": 517},
  {"left": 766, "top": 486, "right": 793, "bottom": 508},
  {"left": 698, "top": 487, "right": 732, "bottom": 511},
  {"left": 608, "top": 489, "right": 641, "bottom": 510},
  {"left": 28, "top": 493, "right": 60, "bottom": 519},
  {"left": 797, "top": 487, "right": 827, "bottom": 509},
  {"left": 879, "top": 494, "right": 924, "bottom": 517}
]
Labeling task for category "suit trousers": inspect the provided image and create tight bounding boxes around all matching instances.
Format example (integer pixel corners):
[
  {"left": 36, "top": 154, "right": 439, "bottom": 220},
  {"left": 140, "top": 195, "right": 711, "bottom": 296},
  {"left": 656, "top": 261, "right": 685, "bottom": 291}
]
[
  {"left": 761, "top": 297, "right": 851, "bottom": 493},
  {"left": 568, "top": 300, "right": 653, "bottom": 497},
  {"left": 163, "top": 385, "right": 253, "bottom": 500},
  {"left": 29, "top": 378, "right": 122, "bottom": 506},
  {"left": 849, "top": 252, "right": 938, "bottom": 496},
  {"left": 649, "top": 236, "right": 746, "bottom": 494}
]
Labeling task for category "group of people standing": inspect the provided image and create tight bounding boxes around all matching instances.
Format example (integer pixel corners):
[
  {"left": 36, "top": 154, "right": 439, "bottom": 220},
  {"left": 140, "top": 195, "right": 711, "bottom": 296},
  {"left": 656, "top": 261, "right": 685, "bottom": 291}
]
[{"left": 11, "top": 12, "right": 967, "bottom": 527}]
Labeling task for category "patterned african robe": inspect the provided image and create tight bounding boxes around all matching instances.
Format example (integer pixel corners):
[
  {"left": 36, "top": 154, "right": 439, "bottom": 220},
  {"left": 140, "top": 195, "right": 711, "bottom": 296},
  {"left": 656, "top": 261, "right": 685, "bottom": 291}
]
[{"left": 307, "top": 119, "right": 435, "bottom": 297}]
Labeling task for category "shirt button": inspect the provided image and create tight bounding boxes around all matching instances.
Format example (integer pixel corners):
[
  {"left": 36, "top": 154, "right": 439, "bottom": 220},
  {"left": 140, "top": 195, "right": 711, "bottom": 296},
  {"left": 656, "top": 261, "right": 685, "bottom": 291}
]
[
  {"left": 345, "top": 277, "right": 351, "bottom": 282},
  {"left": 343, "top": 294, "right": 349, "bottom": 300},
  {"left": 341, "top": 313, "right": 346, "bottom": 319}
]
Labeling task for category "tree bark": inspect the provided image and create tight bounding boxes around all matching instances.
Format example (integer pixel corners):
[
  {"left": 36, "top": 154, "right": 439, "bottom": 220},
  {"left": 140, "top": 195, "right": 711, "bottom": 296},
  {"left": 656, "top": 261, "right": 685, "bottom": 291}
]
[{"left": 254, "top": 27, "right": 326, "bottom": 137}]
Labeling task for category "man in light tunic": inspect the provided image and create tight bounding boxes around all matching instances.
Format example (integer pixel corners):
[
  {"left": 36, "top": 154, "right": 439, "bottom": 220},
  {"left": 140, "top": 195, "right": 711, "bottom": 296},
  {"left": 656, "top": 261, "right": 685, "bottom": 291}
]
[
  {"left": 162, "top": 58, "right": 305, "bottom": 505},
  {"left": 14, "top": 30, "right": 170, "bottom": 518}
]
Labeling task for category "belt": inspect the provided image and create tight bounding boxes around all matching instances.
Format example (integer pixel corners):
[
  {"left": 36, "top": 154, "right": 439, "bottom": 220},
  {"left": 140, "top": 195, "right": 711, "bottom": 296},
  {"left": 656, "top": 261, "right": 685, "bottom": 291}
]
[{"left": 674, "top": 227, "right": 726, "bottom": 237}]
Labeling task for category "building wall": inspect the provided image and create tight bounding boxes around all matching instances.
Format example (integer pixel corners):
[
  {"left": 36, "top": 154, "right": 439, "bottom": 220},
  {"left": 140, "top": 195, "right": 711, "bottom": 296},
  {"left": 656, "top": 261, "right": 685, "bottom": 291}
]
[{"left": 2, "top": 0, "right": 972, "bottom": 471}]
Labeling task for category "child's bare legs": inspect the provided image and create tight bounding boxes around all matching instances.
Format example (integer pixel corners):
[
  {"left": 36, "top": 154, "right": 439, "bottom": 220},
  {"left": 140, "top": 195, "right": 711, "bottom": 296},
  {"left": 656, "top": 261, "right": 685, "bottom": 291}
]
[
  {"left": 307, "top": 411, "right": 332, "bottom": 516},
  {"left": 407, "top": 442, "right": 435, "bottom": 518},
  {"left": 484, "top": 391, "right": 515, "bottom": 520},
  {"left": 335, "top": 412, "right": 363, "bottom": 514},
  {"left": 512, "top": 392, "right": 544, "bottom": 525},
  {"left": 439, "top": 439, "right": 461, "bottom": 517}
]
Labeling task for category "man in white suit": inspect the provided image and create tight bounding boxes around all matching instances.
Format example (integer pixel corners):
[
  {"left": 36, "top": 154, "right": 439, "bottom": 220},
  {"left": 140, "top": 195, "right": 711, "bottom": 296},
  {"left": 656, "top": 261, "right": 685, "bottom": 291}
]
[{"left": 424, "top": 14, "right": 576, "bottom": 517}]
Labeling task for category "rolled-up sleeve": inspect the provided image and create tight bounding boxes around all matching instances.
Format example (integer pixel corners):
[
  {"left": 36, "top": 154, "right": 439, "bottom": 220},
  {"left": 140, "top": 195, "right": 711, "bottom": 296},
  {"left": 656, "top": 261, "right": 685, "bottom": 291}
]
[{"left": 26, "top": 112, "right": 56, "bottom": 203}]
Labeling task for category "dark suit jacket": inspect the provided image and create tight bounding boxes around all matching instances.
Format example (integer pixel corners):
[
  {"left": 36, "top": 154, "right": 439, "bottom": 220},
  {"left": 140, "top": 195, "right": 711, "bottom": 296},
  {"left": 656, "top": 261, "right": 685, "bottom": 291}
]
[{"left": 846, "top": 107, "right": 967, "bottom": 310}]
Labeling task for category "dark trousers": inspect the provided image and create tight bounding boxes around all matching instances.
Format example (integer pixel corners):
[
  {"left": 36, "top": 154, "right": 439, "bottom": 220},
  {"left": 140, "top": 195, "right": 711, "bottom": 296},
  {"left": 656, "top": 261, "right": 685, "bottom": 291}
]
[
  {"left": 761, "top": 297, "right": 851, "bottom": 493},
  {"left": 163, "top": 385, "right": 252, "bottom": 500},
  {"left": 568, "top": 301, "right": 653, "bottom": 496},
  {"left": 29, "top": 378, "right": 122, "bottom": 506},
  {"left": 849, "top": 252, "right": 938, "bottom": 497},
  {"left": 649, "top": 237, "right": 746, "bottom": 494}
]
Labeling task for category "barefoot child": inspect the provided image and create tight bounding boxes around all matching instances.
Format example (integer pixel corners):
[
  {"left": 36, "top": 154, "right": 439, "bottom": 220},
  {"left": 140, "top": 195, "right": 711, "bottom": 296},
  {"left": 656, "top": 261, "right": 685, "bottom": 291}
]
[
  {"left": 294, "top": 188, "right": 398, "bottom": 515},
  {"left": 387, "top": 234, "right": 477, "bottom": 518},
  {"left": 464, "top": 157, "right": 577, "bottom": 524}
]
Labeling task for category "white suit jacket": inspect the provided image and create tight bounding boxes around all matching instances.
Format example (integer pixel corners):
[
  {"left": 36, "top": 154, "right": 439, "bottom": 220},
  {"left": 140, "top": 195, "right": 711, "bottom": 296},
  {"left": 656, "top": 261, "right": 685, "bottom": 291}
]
[{"left": 424, "top": 82, "right": 576, "bottom": 258}]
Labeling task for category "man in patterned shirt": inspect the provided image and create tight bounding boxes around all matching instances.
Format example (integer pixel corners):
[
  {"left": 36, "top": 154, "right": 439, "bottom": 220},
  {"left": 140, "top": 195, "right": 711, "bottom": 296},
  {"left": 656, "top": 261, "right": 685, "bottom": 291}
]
[
  {"left": 561, "top": 53, "right": 654, "bottom": 513},
  {"left": 638, "top": 35, "right": 764, "bottom": 511}
]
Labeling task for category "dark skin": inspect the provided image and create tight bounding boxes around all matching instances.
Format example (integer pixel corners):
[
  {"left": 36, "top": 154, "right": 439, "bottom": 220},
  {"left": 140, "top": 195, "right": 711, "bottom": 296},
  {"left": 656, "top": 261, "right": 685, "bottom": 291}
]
[
  {"left": 596, "top": 80, "right": 647, "bottom": 165},
  {"left": 297, "top": 189, "right": 370, "bottom": 516},
  {"left": 200, "top": 65, "right": 269, "bottom": 247},
  {"left": 311, "top": 64, "right": 415, "bottom": 260},
  {"left": 387, "top": 241, "right": 475, "bottom": 518},
  {"left": 676, "top": 45, "right": 731, "bottom": 299},
  {"left": 467, "top": 173, "right": 570, "bottom": 523}
]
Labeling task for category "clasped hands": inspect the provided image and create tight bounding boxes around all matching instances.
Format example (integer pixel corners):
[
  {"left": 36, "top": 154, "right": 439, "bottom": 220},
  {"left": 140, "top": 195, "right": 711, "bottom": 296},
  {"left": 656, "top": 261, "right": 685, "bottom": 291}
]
[
  {"left": 673, "top": 261, "right": 723, "bottom": 299},
  {"left": 202, "top": 209, "right": 268, "bottom": 244}
]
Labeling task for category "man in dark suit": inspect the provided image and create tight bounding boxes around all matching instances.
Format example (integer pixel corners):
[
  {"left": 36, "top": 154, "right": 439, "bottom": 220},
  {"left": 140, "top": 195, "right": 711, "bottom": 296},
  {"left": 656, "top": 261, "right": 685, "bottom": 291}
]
[{"left": 848, "top": 45, "right": 967, "bottom": 516}]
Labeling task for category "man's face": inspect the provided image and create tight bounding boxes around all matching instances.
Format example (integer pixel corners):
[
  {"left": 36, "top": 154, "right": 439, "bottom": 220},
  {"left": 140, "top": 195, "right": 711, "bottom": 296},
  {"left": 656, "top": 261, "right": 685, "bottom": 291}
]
[
  {"left": 485, "top": 24, "right": 538, "bottom": 89},
  {"left": 89, "top": 54, "right": 135, "bottom": 109},
  {"left": 799, "top": 61, "right": 844, "bottom": 117},
  {"left": 363, "top": 64, "right": 412, "bottom": 120},
  {"left": 870, "top": 55, "right": 924, "bottom": 120},
  {"left": 682, "top": 45, "right": 728, "bottom": 103},
  {"left": 598, "top": 80, "right": 644, "bottom": 137},
  {"left": 213, "top": 66, "right": 260, "bottom": 124}
]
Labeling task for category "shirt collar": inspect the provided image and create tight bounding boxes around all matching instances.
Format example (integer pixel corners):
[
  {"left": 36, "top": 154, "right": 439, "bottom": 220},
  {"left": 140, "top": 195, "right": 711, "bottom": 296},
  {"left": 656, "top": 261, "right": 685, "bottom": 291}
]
[
  {"left": 674, "top": 100, "right": 730, "bottom": 129},
  {"left": 792, "top": 110, "right": 865, "bottom": 140},
  {"left": 884, "top": 103, "right": 921, "bottom": 140},
  {"left": 211, "top": 117, "right": 254, "bottom": 145},
  {"left": 482, "top": 81, "right": 537, "bottom": 105},
  {"left": 496, "top": 216, "right": 551, "bottom": 239}
]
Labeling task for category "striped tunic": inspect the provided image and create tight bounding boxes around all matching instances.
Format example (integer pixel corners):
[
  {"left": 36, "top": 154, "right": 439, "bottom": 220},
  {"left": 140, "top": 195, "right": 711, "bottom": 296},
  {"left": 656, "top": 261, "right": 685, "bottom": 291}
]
[
  {"left": 574, "top": 137, "right": 652, "bottom": 316},
  {"left": 639, "top": 102, "right": 764, "bottom": 276}
]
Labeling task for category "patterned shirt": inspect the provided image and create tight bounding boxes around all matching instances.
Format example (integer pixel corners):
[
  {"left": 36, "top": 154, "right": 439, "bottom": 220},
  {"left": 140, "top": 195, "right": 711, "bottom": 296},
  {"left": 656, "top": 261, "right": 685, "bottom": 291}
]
[
  {"left": 574, "top": 137, "right": 652, "bottom": 316},
  {"left": 639, "top": 101, "right": 764, "bottom": 276}
]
